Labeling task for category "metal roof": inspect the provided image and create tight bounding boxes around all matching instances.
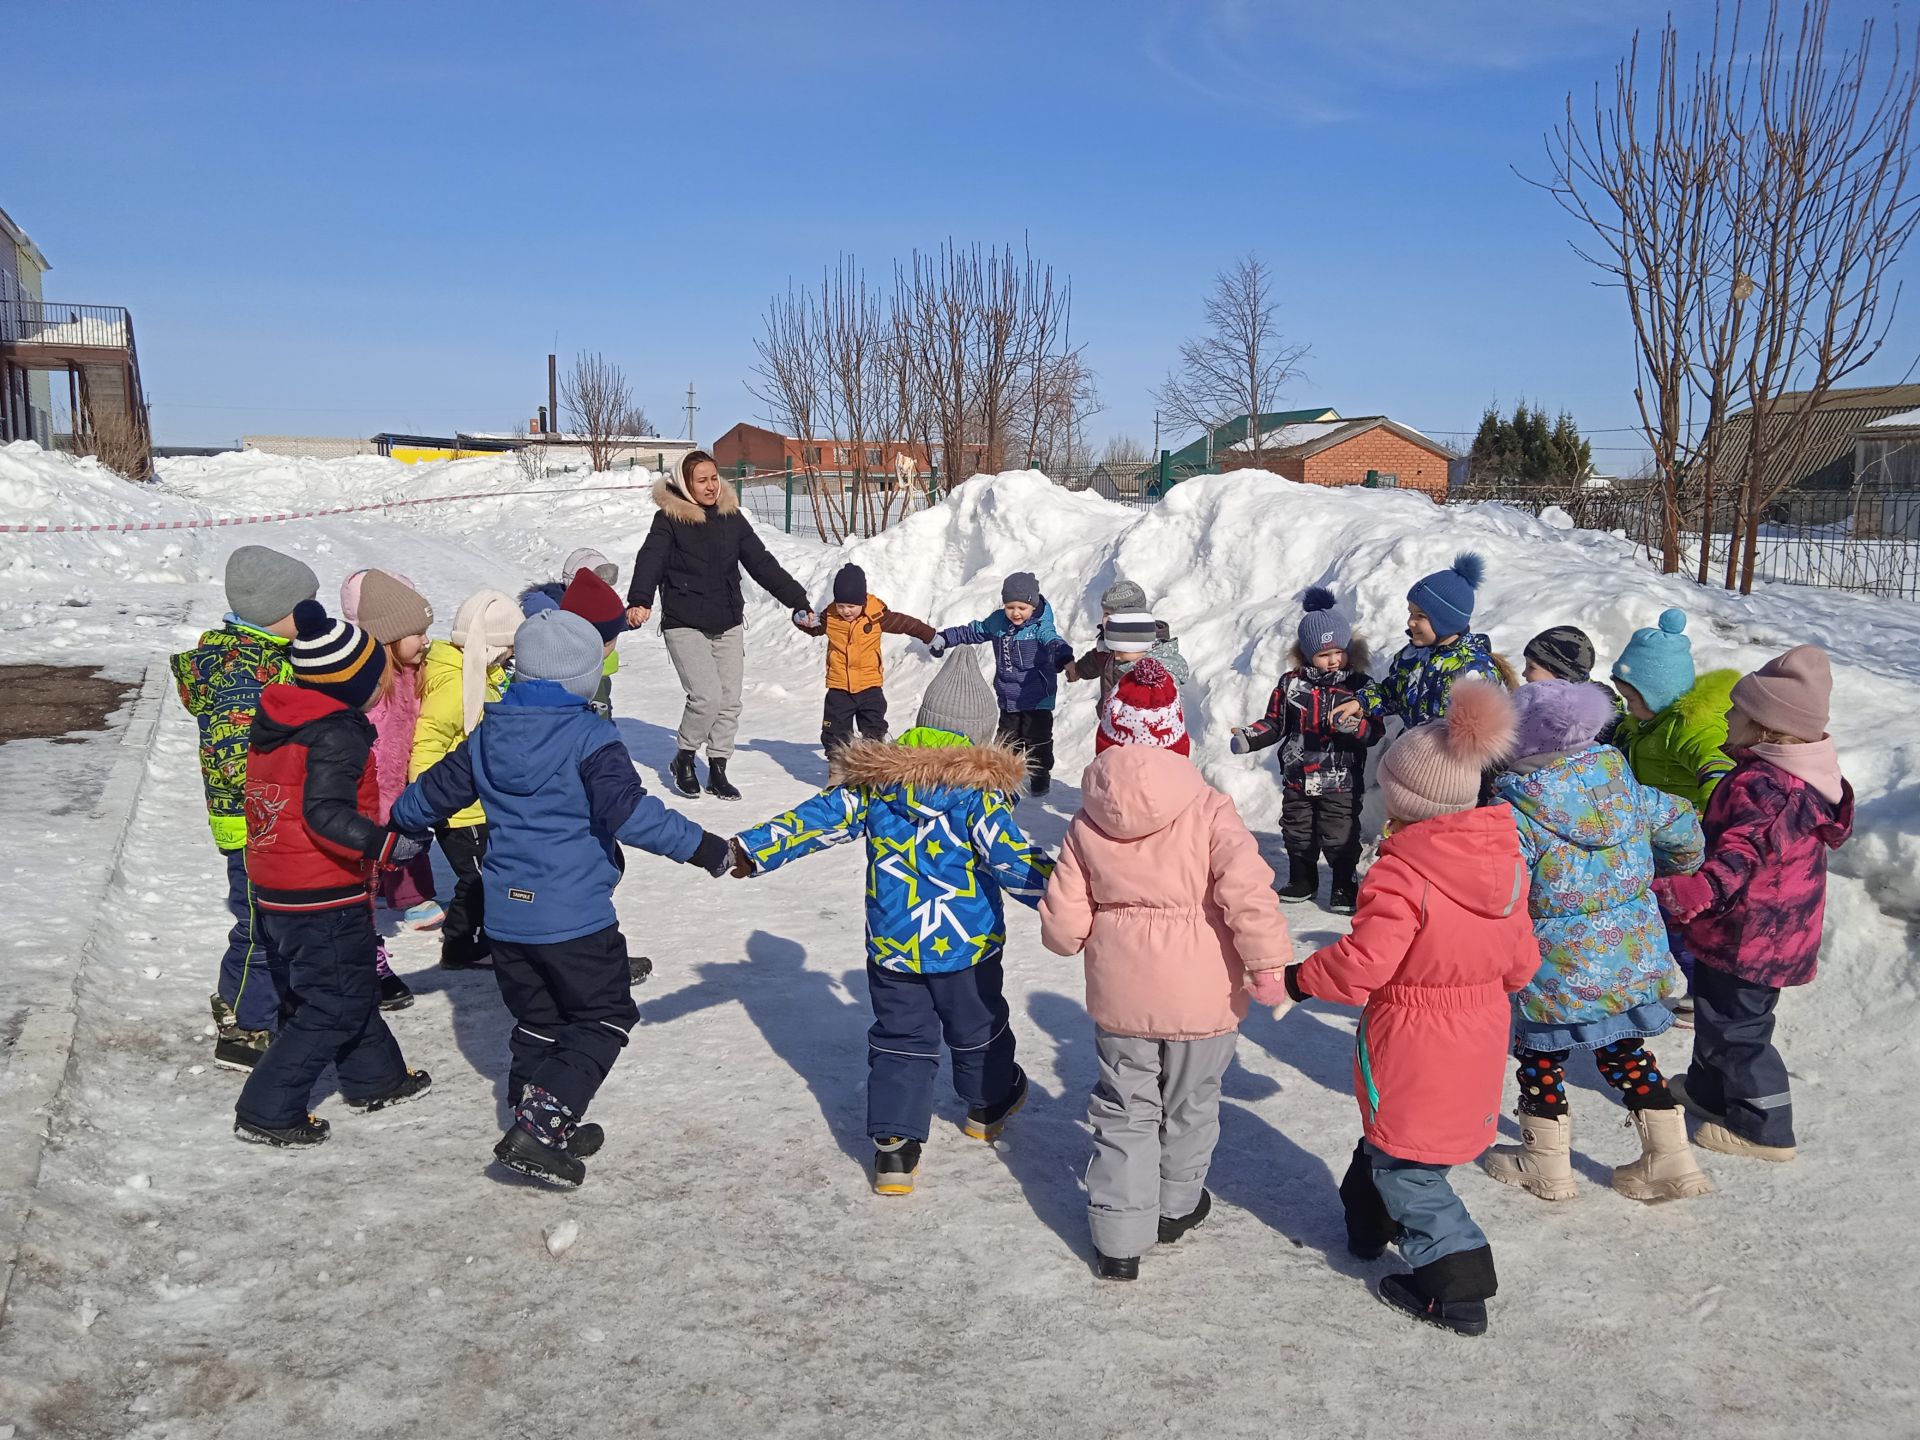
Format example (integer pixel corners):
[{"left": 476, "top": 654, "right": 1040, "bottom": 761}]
[
  {"left": 1164, "top": 409, "right": 1341, "bottom": 469},
  {"left": 1707, "top": 383, "right": 1920, "bottom": 493},
  {"left": 1226, "top": 415, "right": 1456, "bottom": 462}
]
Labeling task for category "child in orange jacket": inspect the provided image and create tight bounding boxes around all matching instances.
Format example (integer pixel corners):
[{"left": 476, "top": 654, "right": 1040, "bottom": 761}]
[
  {"left": 794, "top": 564, "right": 934, "bottom": 753},
  {"left": 1249, "top": 681, "right": 1537, "bottom": 1337}
]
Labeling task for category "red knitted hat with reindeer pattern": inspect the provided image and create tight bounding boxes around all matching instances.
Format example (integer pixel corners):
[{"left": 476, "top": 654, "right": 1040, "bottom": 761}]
[{"left": 1097, "top": 657, "right": 1189, "bottom": 756}]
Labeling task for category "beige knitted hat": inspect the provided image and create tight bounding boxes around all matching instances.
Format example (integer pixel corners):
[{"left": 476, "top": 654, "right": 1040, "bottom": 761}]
[{"left": 1377, "top": 680, "right": 1517, "bottom": 823}]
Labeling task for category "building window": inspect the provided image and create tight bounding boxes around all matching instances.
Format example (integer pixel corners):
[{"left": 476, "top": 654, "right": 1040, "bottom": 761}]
[
  {"left": 803, "top": 445, "right": 822, "bottom": 467},
  {"left": 835, "top": 447, "right": 850, "bottom": 466},
  {"left": 865, "top": 447, "right": 883, "bottom": 468},
  {"left": 1369, "top": 471, "right": 1400, "bottom": 489}
]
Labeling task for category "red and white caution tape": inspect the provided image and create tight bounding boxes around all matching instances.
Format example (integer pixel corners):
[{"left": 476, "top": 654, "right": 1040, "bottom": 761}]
[{"left": 0, "top": 482, "right": 659, "bottom": 535}]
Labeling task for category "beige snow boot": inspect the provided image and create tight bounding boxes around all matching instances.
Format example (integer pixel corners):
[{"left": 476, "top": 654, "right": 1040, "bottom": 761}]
[
  {"left": 1612, "top": 1107, "right": 1714, "bottom": 1202},
  {"left": 1694, "top": 1120, "right": 1796, "bottom": 1164},
  {"left": 1481, "top": 1113, "right": 1577, "bottom": 1201}
]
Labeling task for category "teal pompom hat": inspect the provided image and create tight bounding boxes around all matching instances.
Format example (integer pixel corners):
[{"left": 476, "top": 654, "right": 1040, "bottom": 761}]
[{"left": 1611, "top": 607, "right": 1696, "bottom": 714}]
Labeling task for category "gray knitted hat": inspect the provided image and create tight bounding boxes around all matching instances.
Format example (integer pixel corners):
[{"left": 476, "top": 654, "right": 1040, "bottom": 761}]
[
  {"left": 1001, "top": 571, "right": 1041, "bottom": 608},
  {"left": 512, "top": 610, "right": 604, "bottom": 703},
  {"left": 1099, "top": 579, "right": 1148, "bottom": 613},
  {"left": 916, "top": 649, "right": 1000, "bottom": 746},
  {"left": 224, "top": 545, "right": 318, "bottom": 628}
]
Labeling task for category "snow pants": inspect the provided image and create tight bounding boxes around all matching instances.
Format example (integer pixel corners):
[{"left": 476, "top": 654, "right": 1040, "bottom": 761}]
[
  {"left": 1341, "top": 1139, "right": 1489, "bottom": 1271},
  {"left": 436, "top": 822, "right": 489, "bottom": 965},
  {"left": 663, "top": 624, "right": 745, "bottom": 758},
  {"left": 822, "top": 686, "right": 888, "bottom": 753},
  {"left": 864, "top": 959, "right": 1018, "bottom": 1142},
  {"left": 1686, "top": 964, "right": 1794, "bottom": 1147},
  {"left": 996, "top": 709, "right": 1055, "bottom": 789},
  {"left": 219, "top": 846, "right": 284, "bottom": 1032},
  {"left": 1280, "top": 788, "right": 1361, "bottom": 877},
  {"left": 235, "top": 903, "right": 406, "bottom": 1130},
  {"left": 491, "top": 923, "right": 639, "bottom": 1117},
  {"left": 1084, "top": 1029, "right": 1237, "bottom": 1259}
]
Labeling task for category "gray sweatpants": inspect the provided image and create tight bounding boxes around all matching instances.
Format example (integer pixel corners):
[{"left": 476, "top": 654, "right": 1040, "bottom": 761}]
[
  {"left": 1085, "top": 1028, "right": 1238, "bottom": 1260},
  {"left": 663, "top": 625, "right": 745, "bottom": 757}
]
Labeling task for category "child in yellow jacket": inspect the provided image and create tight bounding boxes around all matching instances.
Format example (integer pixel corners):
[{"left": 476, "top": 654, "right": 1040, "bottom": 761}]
[{"left": 793, "top": 564, "right": 934, "bottom": 753}]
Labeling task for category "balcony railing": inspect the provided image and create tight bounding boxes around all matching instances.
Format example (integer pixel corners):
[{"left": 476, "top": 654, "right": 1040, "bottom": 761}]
[{"left": 0, "top": 299, "right": 133, "bottom": 349}]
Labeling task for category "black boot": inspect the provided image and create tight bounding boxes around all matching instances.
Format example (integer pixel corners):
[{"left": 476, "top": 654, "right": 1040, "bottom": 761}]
[
  {"left": 1328, "top": 872, "right": 1359, "bottom": 916},
  {"left": 213, "top": 1026, "right": 271, "bottom": 1072},
  {"left": 1095, "top": 1252, "right": 1140, "bottom": 1281},
  {"left": 439, "top": 930, "right": 492, "bottom": 971},
  {"left": 1028, "top": 771, "right": 1051, "bottom": 798},
  {"left": 375, "top": 943, "right": 414, "bottom": 1011},
  {"left": 1339, "top": 1140, "right": 1401, "bottom": 1260},
  {"left": 493, "top": 1124, "right": 585, "bottom": 1188},
  {"left": 873, "top": 1137, "right": 922, "bottom": 1195},
  {"left": 570, "top": 1122, "right": 605, "bottom": 1157},
  {"left": 1378, "top": 1246, "right": 1497, "bottom": 1337},
  {"left": 345, "top": 1068, "right": 434, "bottom": 1113},
  {"left": 1158, "top": 1189, "right": 1212, "bottom": 1245},
  {"left": 704, "top": 756, "right": 741, "bottom": 801},
  {"left": 670, "top": 749, "right": 702, "bottom": 798},
  {"left": 235, "top": 1114, "right": 331, "bottom": 1147},
  {"left": 629, "top": 954, "right": 654, "bottom": 986},
  {"left": 963, "top": 1067, "right": 1028, "bottom": 1140},
  {"left": 1279, "top": 854, "right": 1318, "bottom": 904}
]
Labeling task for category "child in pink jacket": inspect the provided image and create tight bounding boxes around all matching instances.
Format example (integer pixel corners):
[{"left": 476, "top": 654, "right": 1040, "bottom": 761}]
[
  {"left": 341, "top": 568, "right": 439, "bottom": 1011},
  {"left": 1250, "top": 680, "right": 1538, "bottom": 1337},
  {"left": 1039, "top": 660, "right": 1292, "bottom": 1282}
]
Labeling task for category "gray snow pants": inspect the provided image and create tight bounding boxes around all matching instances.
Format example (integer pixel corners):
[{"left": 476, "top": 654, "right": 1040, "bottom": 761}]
[
  {"left": 1084, "top": 1028, "right": 1238, "bottom": 1259},
  {"left": 663, "top": 624, "right": 745, "bottom": 757}
]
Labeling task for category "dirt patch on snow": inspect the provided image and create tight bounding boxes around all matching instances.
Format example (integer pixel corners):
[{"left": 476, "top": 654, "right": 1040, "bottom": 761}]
[{"left": 0, "top": 664, "right": 136, "bottom": 746}]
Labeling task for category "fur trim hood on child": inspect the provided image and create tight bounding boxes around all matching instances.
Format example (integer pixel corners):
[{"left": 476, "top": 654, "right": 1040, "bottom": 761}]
[
  {"left": 1287, "top": 634, "right": 1372, "bottom": 673},
  {"left": 829, "top": 735, "right": 1028, "bottom": 795}
]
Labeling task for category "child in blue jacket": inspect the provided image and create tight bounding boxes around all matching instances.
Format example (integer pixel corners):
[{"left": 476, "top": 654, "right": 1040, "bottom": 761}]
[
  {"left": 392, "top": 610, "right": 733, "bottom": 1188},
  {"left": 1333, "top": 553, "right": 1513, "bottom": 733},
  {"left": 730, "top": 649, "right": 1054, "bottom": 1196},
  {"left": 928, "top": 571, "right": 1075, "bottom": 795}
]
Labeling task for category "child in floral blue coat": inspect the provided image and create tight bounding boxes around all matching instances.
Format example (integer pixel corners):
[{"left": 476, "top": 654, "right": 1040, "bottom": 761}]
[
  {"left": 731, "top": 650, "right": 1054, "bottom": 1196},
  {"left": 1483, "top": 681, "right": 1713, "bottom": 1206}
]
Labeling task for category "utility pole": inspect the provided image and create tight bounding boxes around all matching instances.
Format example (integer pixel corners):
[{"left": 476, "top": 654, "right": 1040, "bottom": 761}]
[
  {"left": 684, "top": 382, "right": 699, "bottom": 442},
  {"left": 547, "top": 354, "right": 558, "bottom": 436},
  {"left": 1153, "top": 408, "right": 1160, "bottom": 457}
]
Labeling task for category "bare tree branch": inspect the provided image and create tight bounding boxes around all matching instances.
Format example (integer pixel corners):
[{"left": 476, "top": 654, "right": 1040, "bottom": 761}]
[{"left": 1153, "top": 254, "right": 1309, "bottom": 467}]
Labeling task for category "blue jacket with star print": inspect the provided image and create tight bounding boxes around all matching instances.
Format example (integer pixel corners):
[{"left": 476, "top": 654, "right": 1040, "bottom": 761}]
[{"left": 735, "top": 728, "right": 1053, "bottom": 974}]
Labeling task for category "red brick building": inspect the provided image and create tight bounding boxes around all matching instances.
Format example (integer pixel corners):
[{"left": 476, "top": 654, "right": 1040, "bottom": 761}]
[
  {"left": 710, "top": 422, "right": 985, "bottom": 477},
  {"left": 1222, "top": 416, "right": 1453, "bottom": 499}
]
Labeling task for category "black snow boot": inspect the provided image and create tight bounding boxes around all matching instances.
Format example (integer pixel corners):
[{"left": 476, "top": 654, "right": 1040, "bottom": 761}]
[
  {"left": 1158, "top": 1189, "right": 1212, "bottom": 1245},
  {"left": 629, "top": 954, "right": 654, "bottom": 986},
  {"left": 873, "top": 1137, "right": 921, "bottom": 1195},
  {"left": 1328, "top": 872, "right": 1359, "bottom": 916},
  {"left": 345, "top": 1068, "right": 434, "bottom": 1113},
  {"left": 570, "top": 1122, "right": 605, "bottom": 1157},
  {"left": 1378, "top": 1246, "right": 1497, "bottom": 1337},
  {"left": 1028, "top": 772, "right": 1052, "bottom": 798},
  {"left": 670, "top": 749, "right": 702, "bottom": 798},
  {"left": 375, "top": 943, "right": 415, "bottom": 1011},
  {"left": 704, "top": 756, "right": 741, "bottom": 801},
  {"left": 214, "top": 1026, "right": 271, "bottom": 1072},
  {"left": 963, "top": 1067, "right": 1029, "bottom": 1141},
  {"left": 1095, "top": 1252, "right": 1140, "bottom": 1282},
  {"left": 234, "top": 1114, "right": 331, "bottom": 1147},
  {"left": 1279, "top": 854, "right": 1318, "bottom": 904},
  {"left": 494, "top": 1124, "right": 585, "bottom": 1188}
]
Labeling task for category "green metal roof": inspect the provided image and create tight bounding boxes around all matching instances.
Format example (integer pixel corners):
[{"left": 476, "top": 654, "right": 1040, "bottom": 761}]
[{"left": 1164, "top": 409, "right": 1340, "bottom": 470}]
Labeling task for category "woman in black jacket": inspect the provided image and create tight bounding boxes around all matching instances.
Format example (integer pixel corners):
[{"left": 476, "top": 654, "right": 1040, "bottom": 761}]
[{"left": 626, "top": 451, "right": 811, "bottom": 799}]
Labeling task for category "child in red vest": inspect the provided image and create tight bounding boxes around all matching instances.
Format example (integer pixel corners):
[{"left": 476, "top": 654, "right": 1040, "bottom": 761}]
[
  {"left": 234, "top": 601, "right": 431, "bottom": 1147},
  {"left": 1250, "top": 681, "right": 1537, "bottom": 1337}
]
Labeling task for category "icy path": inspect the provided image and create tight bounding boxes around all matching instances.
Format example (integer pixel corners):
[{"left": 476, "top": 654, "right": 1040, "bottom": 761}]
[{"left": 0, "top": 459, "right": 1912, "bottom": 1437}]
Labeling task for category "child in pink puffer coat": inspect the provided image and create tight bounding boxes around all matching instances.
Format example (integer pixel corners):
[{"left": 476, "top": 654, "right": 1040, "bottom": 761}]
[
  {"left": 1039, "top": 660, "right": 1292, "bottom": 1282},
  {"left": 341, "top": 568, "right": 439, "bottom": 1010},
  {"left": 1654, "top": 645, "right": 1853, "bottom": 1165}
]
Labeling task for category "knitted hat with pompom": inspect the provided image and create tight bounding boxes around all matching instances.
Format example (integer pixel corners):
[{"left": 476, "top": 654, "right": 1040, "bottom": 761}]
[
  {"left": 1378, "top": 680, "right": 1515, "bottom": 822},
  {"left": 1611, "top": 607, "right": 1695, "bottom": 715},
  {"left": 1296, "top": 585, "right": 1353, "bottom": 657},
  {"left": 1407, "top": 552, "right": 1485, "bottom": 640},
  {"left": 1097, "top": 657, "right": 1189, "bottom": 755}
]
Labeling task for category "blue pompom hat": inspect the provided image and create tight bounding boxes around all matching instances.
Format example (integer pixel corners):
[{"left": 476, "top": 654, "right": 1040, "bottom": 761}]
[
  {"left": 1296, "top": 586, "right": 1353, "bottom": 657},
  {"left": 1611, "top": 607, "right": 1695, "bottom": 715},
  {"left": 1407, "top": 552, "right": 1484, "bottom": 639}
]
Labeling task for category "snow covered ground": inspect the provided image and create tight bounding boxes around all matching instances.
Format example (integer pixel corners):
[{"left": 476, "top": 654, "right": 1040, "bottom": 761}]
[{"left": 0, "top": 441, "right": 1915, "bottom": 1438}]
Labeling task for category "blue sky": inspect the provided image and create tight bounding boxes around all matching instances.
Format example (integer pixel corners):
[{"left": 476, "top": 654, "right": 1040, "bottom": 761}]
[{"left": 8, "top": 0, "right": 1914, "bottom": 457}]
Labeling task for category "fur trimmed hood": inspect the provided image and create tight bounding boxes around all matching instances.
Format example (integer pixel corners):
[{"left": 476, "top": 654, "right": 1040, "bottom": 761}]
[
  {"left": 652, "top": 475, "right": 739, "bottom": 524},
  {"left": 830, "top": 737, "right": 1028, "bottom": 794},
  {"left": 1287, "top": 634, "right": 1372, "bottom": 674}
]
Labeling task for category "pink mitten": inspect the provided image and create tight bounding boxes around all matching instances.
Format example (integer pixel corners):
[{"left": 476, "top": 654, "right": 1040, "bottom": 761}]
[
  {"left": 1652, "top": 872, "right": 1714, "bottom": 923},
  {"left": 1246, "top": 967, "right": 1293, "bottom": 1008}
]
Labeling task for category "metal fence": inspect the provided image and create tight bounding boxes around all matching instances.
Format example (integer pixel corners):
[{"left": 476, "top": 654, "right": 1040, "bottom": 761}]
[
  {"left": 0, "top": 299, "right": 134, "bottom": 349},
  {"left": 728, "top": 463, "right": 949, "bottom": 540}
]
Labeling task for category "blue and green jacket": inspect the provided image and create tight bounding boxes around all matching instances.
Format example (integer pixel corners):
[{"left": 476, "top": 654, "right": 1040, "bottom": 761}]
[
  {"left": 937, "top": 600, "right": 1075, "bottom": 712},
  {"left": 1355, "top": 631, "right": 1507, "bottom": 728},
  {"left": 737, "top": 729, "right": 1053, "bottom": 973},
  {"left": 170, "top": 619, "right": 294, "bottom": 850}
]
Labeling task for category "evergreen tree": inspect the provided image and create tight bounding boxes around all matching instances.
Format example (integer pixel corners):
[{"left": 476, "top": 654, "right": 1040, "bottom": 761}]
[{"left": 1467, "top": 401, "right": 1592, "bottom": 486}]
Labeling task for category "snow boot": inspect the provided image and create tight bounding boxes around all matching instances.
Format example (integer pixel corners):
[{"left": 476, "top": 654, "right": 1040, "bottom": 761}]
[
  {"left": 399, "top": 900, "right": 445, "bottom": 931},
  {"left": 963, "top": 1067, "right": 1028, "bottom": 1141},
  {"left": 1095, "top": 1252, "right": 1139, "bottom": 1282},
  {"left": 345, "top": 1068, "right": 434, "bottom": 1113},
  {"left": 234, "top": 1114, "right": 330, "bottom": 1147},
  {"left": 213, "top": 1026, "right": 271, "bottom": 1072},
  {"left": 670, "top": 749, "right": 702, "bottom": 798},
  {"left": 209, "top": 992, "right": 239, "bottom": 1031},
  {"left": 1158, "top": 1189, "right": 1212, "bottom": 1245},
  {"left": 703, "top": 756, "right": 741, "bottom": 801},
  {"left": 1612, "top": 1107, "right": 1714, "bottom": 1202},
  {"left": 570, "top": 1122, "right": 605, "bottom": 1158},
  {"left": 375, "top": 943, "right": 414, "bottom": 1012},
  {"left": 1481, "top": 1113, "right": 1578, "bottom": 1201},
  {"left": 1328, "top": 872, "right": 1359, "bottom": 916},
  {"left": 1378, "top": 1246, "right": 1495, "bottom": 1337},
  {"left": 1692, "top": 1120, "right": 1796, "bottom": 1164},
  {"left": 1278, "top": 854, "right": 1318, "bottom": 904},
  {"left": 438, "top": 930, "right": 492, "bottom": 971},
  {"left": 629, "top": 954, "right": 654, "bottom": 986},
  {"left": 1028, "top": 772, "right": 1052, "bottom": 798},
  {"left": 873, "top": 1136, "right": 921, "bottom": 1195},
  {"left": 493, "top": 1124, "right": 585, "bottom": 1188},
  {"left": 1669, "top": 1074, "right": 1725, "bottom": 1124}
]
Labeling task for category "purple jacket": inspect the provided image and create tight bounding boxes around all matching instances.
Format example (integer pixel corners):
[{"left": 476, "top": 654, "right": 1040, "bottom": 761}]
[{"left": 1679, "top": 752, "right": 1853, "bottom": 989}]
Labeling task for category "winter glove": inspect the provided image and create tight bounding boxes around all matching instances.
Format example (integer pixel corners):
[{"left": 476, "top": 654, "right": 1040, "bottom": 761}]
[
  {"left": 388, "top": 833, "right": 429, "bottom": 865},
  {"left": 927, "top": 636, "right": 948, "bottom": 658},
  {"left": 1229, "top": 728, "right": 1252, "bottom": 755},
  {"left": 687, "top": 831, "right": 732, "bottom": 878},
  {"left": 729, "top": 836, "right": 757, "bottom": 879},
  {"left": 793, "top": 608, "right": 818, "bottom": 629},
  {"left": 1330, "top": 710, "right": 1365, "bottom": 736},
  {"left": 1652, "top": 872, "right": 1715, "bottom": 923},
  {"left": 1245, "top": 966, "right": 1294, "bottom": 1018}
]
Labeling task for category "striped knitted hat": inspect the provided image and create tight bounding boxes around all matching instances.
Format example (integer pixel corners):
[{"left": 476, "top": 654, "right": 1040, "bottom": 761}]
[{"left": 290, "top": 599, "right": 386, "bottom": 710}]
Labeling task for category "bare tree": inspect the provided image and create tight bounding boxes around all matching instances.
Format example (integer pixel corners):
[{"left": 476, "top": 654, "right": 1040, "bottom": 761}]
[
  {"left": 1099, "top": 434, "right": 1152, "bottom": 469},
  {"left": 1153, "top": 254, "right": 1309, "bottom": 468},
  {"left": 560, "top": 351, "right": 636, "bottom": 472},
  {"left": 612, "top": 404, "right": 655, "bottom": 438}
]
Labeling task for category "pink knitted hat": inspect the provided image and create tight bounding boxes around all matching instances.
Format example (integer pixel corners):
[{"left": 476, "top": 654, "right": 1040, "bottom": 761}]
[
  {"left": 1377, "top": 680, "right": 1516, "bottom": 823},
  {"left": 1730, "top": 645, "right": 1832, "bottom": 741}
]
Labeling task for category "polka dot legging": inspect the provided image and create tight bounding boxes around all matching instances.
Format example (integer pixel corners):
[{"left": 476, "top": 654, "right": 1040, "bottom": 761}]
[{"left": 1514, "top": 1038, "right": 1677, "bottom": 1118}]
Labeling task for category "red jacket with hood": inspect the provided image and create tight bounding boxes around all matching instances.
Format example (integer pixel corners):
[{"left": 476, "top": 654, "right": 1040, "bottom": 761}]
[{"left": 245, "top": 686, "right": 398, "bottom": 913}]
